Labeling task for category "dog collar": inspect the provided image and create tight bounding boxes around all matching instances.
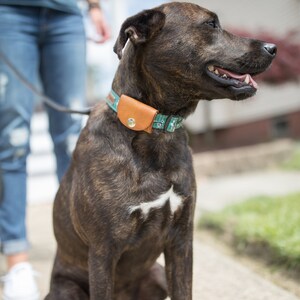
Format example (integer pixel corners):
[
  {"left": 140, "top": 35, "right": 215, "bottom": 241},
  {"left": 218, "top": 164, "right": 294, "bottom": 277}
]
[{"left": 106, "top": 90, "right": 183, "bottom": 133}]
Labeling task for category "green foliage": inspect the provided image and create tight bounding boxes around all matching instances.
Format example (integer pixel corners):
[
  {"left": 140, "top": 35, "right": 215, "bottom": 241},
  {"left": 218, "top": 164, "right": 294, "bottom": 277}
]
[{"left": 199, "top": 193, "right": 300, "bottom": 270}]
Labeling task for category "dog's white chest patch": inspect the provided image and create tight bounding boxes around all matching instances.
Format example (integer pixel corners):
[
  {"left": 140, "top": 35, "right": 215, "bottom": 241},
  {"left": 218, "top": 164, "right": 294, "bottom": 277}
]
[{"left": 129, "top": 186, "right": 183, "bottom": 218}]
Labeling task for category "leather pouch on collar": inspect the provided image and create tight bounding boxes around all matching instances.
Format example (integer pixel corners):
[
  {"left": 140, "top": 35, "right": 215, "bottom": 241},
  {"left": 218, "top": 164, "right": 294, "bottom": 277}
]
[{"left": 117, "top": 95, "right": 158, "bottom": 133}]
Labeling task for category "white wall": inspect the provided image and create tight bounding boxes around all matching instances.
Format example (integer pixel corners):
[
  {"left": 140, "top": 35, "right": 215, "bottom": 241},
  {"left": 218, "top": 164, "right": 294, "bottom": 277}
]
[
  {"left": 183, "top": 0, "right": 300, "bottom": 133},
  {"left": 185, "top": 0, "right": 300, "bottom": 35},
  {"left": 185, "top": 83, "right": 300, "bottom": 133}
]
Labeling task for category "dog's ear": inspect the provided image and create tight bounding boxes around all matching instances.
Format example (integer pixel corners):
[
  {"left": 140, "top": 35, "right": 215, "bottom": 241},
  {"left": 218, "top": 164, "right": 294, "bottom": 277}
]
[{"left": 113, "top": 9, "right": 166, "bottom": 59}]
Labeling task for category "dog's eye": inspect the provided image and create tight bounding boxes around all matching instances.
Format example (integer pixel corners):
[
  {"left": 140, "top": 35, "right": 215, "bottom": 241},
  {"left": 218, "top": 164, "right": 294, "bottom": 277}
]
[{"left": 205, "top": 20, "right": 218, "bottom": 29}]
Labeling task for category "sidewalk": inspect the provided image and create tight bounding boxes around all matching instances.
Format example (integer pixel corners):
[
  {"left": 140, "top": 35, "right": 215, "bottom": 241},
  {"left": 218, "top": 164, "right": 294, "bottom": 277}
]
[
  {"left": 195, "top": 169, "right": 300, "bottom": 216},
  {"left": 1, "top": 112, "right": 300, "bottom": 299}
]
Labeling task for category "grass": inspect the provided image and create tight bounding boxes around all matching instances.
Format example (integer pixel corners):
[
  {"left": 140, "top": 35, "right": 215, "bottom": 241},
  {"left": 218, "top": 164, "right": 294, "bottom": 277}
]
[
  {"left": 199, "top": 193, "right": 300, "bottom": 272},
  {"left": 282, "top": 147, "right": 300, "bottom": 170}
]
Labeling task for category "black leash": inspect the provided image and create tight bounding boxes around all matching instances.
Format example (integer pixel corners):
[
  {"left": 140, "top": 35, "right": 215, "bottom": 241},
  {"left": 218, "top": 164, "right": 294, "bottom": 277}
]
[{"left": 0, "top": 50, "right": 92, "bottom": 115}]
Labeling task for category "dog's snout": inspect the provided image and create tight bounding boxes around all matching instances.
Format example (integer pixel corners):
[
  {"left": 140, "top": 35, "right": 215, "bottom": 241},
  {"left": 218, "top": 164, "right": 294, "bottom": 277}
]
[{"left": 263, "top": 43, "right": 277, "bottom": 57}]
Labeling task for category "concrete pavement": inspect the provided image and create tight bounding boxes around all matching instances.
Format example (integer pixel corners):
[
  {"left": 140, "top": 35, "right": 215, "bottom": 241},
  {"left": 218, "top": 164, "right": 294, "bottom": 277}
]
[{"left": 195, "top": 170, "right": 300, "bottom": 215}]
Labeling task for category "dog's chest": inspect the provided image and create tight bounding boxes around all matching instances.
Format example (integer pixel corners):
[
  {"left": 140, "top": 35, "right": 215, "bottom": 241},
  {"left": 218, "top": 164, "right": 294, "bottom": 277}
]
[
  {"left": 120, "top": 184, "right": 187, "bottom": 255},
  {"left": 128, "top": 185, "right": 183, "bottom": 219}
]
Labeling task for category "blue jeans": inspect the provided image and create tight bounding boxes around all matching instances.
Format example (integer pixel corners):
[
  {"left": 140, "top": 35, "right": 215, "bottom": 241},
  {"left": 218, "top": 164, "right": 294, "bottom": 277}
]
[{"left": 0, "top": 5, "right": 86, "bottom": 255}]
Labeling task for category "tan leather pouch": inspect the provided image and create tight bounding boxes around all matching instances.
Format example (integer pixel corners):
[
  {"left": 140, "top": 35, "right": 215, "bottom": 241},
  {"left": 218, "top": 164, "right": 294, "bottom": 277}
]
[{"left": 117, "top": 95, "right": 158, "bottom": 133}]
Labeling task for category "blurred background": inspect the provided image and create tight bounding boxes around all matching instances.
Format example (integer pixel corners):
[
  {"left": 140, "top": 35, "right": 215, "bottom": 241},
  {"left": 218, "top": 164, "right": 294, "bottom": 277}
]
[{"left": 2, "top": 0, "right": 300, "bottom": 299}]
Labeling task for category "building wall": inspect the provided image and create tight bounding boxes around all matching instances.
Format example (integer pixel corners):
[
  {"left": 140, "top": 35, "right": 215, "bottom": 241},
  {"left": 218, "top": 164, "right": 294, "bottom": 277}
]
[
  {"left": 190, "top": 110, "right": 300, "bottom": 151},
  {"left": 186, "top": 83, "right": 300, "bottom": 133},
  {"left": 184, "top": 0, "right": 300, "bottom": 34},
  {"left": 182, "top": 0, "right": 300, "bottom": 135}
]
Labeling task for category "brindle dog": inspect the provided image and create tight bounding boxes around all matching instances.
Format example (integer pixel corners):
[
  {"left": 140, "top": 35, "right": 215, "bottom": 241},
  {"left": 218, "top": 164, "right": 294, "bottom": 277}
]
[{"left": 45, "top": 2, "right": 276, "bottom": 300}]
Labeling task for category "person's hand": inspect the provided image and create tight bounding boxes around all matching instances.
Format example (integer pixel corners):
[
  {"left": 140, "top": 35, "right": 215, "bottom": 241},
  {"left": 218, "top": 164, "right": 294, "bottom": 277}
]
[{"left": 89, "top": 7, "right": 111, "bottom": 43}]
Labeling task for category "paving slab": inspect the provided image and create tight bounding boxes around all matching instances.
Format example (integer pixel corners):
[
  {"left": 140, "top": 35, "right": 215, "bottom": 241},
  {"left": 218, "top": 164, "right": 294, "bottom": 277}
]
[
  {"left": 193, "top": 239, "right": 299, "bottom": 300},
  {"left": 196, "top": 170, "right": 300, "bottom": 215}
]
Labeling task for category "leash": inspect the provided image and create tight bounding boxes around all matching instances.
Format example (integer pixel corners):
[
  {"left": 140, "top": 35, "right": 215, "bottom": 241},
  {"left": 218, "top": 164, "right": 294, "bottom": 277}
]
[
  {"left": 0, "top": 50, "right": 91, "bottom": 115},
  {"left": 0, "top": 50, "right": 184, "bottom": 132}
]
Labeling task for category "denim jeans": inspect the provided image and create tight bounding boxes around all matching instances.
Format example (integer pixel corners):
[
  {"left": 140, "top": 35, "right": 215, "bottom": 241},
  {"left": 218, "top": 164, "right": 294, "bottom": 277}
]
[{"left": 0, "top": 5, "right": 86, "bottom": 255}]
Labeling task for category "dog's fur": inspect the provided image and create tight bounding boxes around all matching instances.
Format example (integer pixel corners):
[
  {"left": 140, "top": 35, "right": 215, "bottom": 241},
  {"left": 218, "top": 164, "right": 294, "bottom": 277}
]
[{"left": 45, "top": 2, "right": 276, "bottom": 300}]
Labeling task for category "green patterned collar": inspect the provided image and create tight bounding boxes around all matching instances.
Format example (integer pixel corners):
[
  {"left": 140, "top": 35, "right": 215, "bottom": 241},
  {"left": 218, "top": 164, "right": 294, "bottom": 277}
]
[{"left": 106, "top": 90, "right": 184, "bottom": 133}]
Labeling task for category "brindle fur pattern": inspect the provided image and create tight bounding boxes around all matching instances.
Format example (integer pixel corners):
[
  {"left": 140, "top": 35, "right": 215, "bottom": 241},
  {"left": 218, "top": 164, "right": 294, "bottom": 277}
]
[{"left": 45, "top": 2, "right": 275, "bottom": 300}]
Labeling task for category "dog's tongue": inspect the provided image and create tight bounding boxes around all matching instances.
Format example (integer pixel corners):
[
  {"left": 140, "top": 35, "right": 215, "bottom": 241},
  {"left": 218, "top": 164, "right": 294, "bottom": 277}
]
[{"left": 216, "top": 67, "right": 258, "bottom": 89}]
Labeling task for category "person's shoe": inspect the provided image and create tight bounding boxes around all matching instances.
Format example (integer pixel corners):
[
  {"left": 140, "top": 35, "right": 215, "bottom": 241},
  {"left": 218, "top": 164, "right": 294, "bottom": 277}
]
[{"left": 1, "top": 262, "right": 40, "bottom": 300}]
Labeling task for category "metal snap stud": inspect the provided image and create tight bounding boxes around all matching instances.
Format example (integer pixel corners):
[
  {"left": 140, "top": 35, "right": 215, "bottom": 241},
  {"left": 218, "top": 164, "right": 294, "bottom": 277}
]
[{"left": 127, "top": 118, "right": 136, "bottom": 128}]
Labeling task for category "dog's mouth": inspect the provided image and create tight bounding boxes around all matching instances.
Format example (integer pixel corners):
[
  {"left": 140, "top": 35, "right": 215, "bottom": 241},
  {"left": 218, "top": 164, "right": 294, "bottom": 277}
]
[{"left": 206, "top": 65, "right": 258, "bottom": 91}]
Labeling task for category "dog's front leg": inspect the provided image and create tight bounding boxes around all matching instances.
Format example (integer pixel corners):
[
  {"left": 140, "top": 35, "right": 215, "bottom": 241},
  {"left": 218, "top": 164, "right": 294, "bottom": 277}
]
[
  {"left": 164, "top": 237, "right": 193, "bottom": 300},
  {"left": 88, "top": 247, "right": 115, "bottom": 300},
  {"left": 164, "top": 203, "right": 194, "bottom": 300}
]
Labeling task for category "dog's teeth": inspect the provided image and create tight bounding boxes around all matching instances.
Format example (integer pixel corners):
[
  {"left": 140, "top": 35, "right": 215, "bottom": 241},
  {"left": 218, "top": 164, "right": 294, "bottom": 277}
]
[
  {"left": 208, "top": 65, "right": 215, "bottom": 72},
  {"left": 244, "top": 74, "right": 250, "bottom": 84},
  {"left": 222, "top": 74, "right": 227, "bottom": 78},
  {"left": 214, "top": 69, "right": 219, "bottom": 75}
]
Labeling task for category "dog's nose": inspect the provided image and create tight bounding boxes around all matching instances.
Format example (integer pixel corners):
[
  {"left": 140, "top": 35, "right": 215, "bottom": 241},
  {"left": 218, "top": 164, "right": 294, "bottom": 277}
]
[{"left": 263, "top": 43, "right": 277, "bottom": 57}]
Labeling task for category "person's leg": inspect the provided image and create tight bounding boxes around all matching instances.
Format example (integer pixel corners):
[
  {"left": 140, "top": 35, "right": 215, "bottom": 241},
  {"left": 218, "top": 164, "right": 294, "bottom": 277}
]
[
  {"left": 0, "top": 5, "right": 39, "bottom": 265},
  {"left": 40, "top": 9, "right": 86, "bottom": 181},
  {"left": 0, "top": 6, "right": 41, "bottom": 300}
]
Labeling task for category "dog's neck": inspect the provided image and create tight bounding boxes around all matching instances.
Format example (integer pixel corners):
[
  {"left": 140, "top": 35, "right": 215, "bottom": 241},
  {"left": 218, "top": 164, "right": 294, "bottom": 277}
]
[
  {"left": 107, "top": 46, "right": 191, "bottom": 167},
  {"left": 111, "top": 45, "right": 198, "bottom": 119}
]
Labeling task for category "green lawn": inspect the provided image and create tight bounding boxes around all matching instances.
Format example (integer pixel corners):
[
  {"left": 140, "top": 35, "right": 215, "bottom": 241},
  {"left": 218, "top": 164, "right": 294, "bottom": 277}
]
[
  {"left": 199, "top": 193, "right": 300, "bottom": 271},
  {"left": 282, "top": 148, "right": 300, "bottom": 170}
]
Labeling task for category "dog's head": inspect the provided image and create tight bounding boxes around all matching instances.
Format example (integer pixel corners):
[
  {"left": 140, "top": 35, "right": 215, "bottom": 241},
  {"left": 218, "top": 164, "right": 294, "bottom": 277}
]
[{"left": 114, "top": 2, "right": 276, "bottom": 109}]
